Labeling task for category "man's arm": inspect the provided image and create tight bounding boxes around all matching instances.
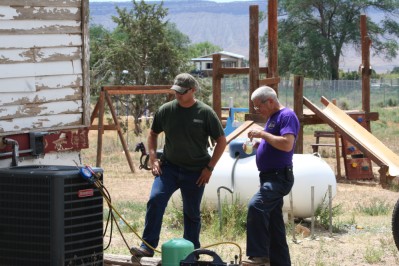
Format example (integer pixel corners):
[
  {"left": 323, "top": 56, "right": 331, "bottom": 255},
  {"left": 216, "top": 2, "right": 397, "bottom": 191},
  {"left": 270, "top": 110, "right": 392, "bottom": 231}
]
[
  {"left": 147, "top": 129, "right": 161, "bottom": 176},
  {"left": 249, "top": 130, "right": 295, "bottom": 152},
  {"left": 207, "top": 135, "right": 227, "bottom": 169},
  {"left": 196, "top": 135, "right": 227, "bottom": 186}
]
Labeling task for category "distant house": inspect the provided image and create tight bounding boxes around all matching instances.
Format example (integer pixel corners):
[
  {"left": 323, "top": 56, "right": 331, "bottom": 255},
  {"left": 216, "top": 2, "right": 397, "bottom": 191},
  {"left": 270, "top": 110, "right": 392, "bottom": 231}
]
[{"left": 191, "top": 51, "right": 246, "bottom": 77}]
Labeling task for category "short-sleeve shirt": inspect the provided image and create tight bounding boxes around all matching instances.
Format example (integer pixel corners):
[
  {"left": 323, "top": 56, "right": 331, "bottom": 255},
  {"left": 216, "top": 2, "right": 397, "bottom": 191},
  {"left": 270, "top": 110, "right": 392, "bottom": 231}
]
[
  {"left": 255, "top": 107, "right": 299, "bottom": 172},
  {"left": 151, "top": 99, "right": 225, "bottom": 172}
]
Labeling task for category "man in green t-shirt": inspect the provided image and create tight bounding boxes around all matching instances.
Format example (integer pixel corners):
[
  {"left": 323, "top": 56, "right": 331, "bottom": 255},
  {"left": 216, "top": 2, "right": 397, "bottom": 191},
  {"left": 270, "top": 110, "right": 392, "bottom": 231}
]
[{"left": 130, "top": 73, "right": 227, "bottom": 257}]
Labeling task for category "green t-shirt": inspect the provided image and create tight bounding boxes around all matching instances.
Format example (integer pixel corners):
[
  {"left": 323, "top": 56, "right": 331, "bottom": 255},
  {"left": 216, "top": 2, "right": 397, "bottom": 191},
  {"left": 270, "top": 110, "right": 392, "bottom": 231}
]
[{"left": 151, "top": 99, "right": 225, "bottom": 172}]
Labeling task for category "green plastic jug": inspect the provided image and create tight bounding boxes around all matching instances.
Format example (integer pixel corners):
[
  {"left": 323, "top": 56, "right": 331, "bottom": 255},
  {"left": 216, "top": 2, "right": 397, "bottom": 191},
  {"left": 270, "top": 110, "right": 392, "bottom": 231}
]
[{"left": 162, "top": 238, "right": 194, "bottom": 266}]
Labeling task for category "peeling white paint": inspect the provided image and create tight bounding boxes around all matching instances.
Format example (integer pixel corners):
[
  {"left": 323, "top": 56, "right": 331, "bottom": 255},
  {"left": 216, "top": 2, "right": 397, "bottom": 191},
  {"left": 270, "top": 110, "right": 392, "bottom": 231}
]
[
  {"left": 0, "top": 100, "right": 83, "bottom": 119},
  {"left": 0, "top": 113, "right": 83, "bottom": 133},
  {"left": 0, "top": 88, "right": 81, "bottom": 106},
  {"left": 0, "top": 47, "right": 81, "bottom": 64},
  {"left": 0, "top": 7, "right": 20, "bottom": 20},
  {"left": 0, "top": 34, "right": 82, "bottom": 49},
  {"left": 0, "top": 75, "right": 82, "bottom": 93},
  {"left": 0, "top": 0, "right": 88, "bottom": 135},
  {"left": 31, "top": 7, "right": 80, "bottom": 17},
  {"left": 0, "top": 20, "right": 81, "bottom": 31},
  {"left": 0, "top": 60, "right": 82, "bottom": 79}
]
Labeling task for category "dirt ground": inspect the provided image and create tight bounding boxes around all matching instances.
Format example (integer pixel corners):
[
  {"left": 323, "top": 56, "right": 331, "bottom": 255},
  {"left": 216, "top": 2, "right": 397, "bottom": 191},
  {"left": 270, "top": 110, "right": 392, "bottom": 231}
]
[
  {"left": 101, "top": 166, "right": 399, "bottom": 265},
  {"left": 83, "top": 130, "right": 399, "bottom": 265},
  {"left": 289, "top": 182, "right": 399, "bottom": 266}
]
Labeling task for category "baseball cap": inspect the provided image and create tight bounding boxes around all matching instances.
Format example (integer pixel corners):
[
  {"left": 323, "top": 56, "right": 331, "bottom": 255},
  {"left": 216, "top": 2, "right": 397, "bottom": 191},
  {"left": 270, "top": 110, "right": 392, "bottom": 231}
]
[{"left": 171, "top": 73, "right": 199, "bottom": 93}]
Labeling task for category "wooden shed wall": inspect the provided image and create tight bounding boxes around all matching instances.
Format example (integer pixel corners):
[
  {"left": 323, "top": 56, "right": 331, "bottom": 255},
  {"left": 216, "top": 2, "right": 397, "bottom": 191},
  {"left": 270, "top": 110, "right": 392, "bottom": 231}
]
[{"left": 0, "top": 0, "right": 90, "bottom": 135}]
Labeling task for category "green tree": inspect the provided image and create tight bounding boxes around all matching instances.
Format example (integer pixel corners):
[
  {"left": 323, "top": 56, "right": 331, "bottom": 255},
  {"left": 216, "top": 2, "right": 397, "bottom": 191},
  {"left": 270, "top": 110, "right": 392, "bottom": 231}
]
[
  {"left": 391, "top": 66, "right": 399, "bottom": 74},
  {"left": 188, "top": 41, "right": 222, "bottom": 58},
  {"left": 340, "top": 70, "right": 360, "bottom": 80},
  {"left": 261, "top": 0, "right": 399, "bottom": 80},
  {"left": 89, "top": 24, "right": 113, "bottom": 96},
  {"left": 91, "top": 0, "right": 192, "bottom": 135}
]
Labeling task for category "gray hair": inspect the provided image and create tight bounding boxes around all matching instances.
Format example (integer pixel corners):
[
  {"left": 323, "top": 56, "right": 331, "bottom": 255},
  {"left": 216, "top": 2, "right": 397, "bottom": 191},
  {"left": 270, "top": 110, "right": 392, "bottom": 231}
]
[{"left": 251, "top": 86, "right": 278, "bottom": 102}]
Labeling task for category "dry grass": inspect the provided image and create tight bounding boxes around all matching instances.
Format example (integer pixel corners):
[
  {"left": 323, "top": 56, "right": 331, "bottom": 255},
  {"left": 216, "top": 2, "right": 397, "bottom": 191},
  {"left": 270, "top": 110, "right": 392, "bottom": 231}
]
[{"left": 82, "top": 123, "right": 399, "bottom": 265}]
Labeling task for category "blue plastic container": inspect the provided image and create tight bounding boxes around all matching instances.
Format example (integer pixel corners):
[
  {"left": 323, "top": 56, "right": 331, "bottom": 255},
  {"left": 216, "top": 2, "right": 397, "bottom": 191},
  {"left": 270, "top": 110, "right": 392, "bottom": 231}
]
[{"left": 228, "top": 137, "right": 256, "bottom": 158}]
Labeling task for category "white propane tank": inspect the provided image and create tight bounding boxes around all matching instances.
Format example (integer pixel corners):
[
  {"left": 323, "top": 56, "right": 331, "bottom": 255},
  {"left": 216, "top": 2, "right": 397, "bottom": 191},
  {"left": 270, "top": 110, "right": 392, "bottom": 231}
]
[{"left": 203, "top": 139, "right": 337, "bottom": 218}]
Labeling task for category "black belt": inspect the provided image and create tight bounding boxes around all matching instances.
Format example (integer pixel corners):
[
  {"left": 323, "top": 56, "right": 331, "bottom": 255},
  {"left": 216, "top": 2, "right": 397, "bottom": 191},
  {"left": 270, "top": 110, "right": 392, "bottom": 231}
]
[{"left": 260, "top": 166, "right": 293, "bottom": 177}]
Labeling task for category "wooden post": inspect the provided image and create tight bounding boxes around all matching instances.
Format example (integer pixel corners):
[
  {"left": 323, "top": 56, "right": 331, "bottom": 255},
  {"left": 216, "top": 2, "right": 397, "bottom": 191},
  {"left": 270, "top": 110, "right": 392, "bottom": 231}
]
[
  {"left": 91, "top": 86, "right": 173, "bottom": 173},
  {"left": 332, "top": 99, "right": 342, "bottom": 179},
  {"left": 293, "top": 75, "right": 303, "bottom": 154},
  {"left": 104, "top": 92, "right": 135, "bottom": 173},
  {"left": 361, "top": 15, "right": 371, "bottom": 130},
  {"left": 249, "top": 5, "right": 259, "bottom": 113},
  {"left": 96, "top": 89, "right": 105, "bottom": 168},
  {"left": 268, "top": 0, "right": 279, "bottom": 93},
  {"left": 82, "top": 0, "right": 91, "bottom": 126},
  {"left": 212, "top": 54, "right": 222, "bottom": 120}
]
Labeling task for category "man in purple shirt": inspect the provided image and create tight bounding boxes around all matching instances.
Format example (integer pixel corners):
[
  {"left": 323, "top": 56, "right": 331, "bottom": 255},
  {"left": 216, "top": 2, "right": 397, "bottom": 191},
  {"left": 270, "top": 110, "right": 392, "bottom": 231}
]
[{"left": 243, "top": 86, "right": 299, "bottom": 266}]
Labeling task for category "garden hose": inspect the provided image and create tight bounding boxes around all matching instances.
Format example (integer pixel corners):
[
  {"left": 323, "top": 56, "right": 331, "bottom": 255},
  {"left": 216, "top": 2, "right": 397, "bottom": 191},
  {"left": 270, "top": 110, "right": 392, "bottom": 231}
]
[{"left": 78, "top": 164, "right": 243, "bottom": 264}]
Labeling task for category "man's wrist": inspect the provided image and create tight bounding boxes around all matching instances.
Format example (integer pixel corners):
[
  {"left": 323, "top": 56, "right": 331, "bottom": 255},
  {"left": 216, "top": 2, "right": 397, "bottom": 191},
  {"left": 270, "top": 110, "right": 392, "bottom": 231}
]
[{"left": 205, "top": 165, "right": 214, "bottom": 172}]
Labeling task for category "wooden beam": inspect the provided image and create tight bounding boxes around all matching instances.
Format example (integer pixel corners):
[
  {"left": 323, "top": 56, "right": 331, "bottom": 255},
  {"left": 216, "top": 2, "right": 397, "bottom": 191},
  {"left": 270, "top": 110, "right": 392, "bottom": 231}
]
[
  {"left": 104, "top": 92, "right": 135, "bottom": 173},
  {"left": 89, "top": 125, "right": 117, "bottom": 131},
  {"left": 293, "top": 76, "right": 304, "bottom": 154},
  {"left": 104, "top": 85, "right": 171, "bottom": 91},
  {"left": 90, "top": 85, "right": 176, "bottom": 173},
  {"left": 360, "top": 15, "right": 372, "bottom": 130},
  {"left": 212, "top": 54, "right": 222, "bottom": 120},
  {"left": 304, "top": 97, "right": 385, "bottom": 168},
  {"left": 218, "top": 67, "right": 268, "bottom": 75},
  {"left": 104, "top": 254, "right": 161, "bottom": 266},
  {"left": 268, "top": 0, "right": 278, "bottom": 92},
  {"left": 96, "top": 89, "right": 105, "bottom": 168},
  {"left": 244, "top": 114, "right": 267, "bottom": 125},
  {"left": 106, "top": 89, "right": 174, "bottom": 95},
  {"left": 258, "top": 77, "right": 281, "bottom": 87},
  {"left": 249, "top": 5, "right": 259, "bottom": 113},
  {"left": 82, "top": 0, "right": 90, "bottom": 127},
  {"left": 226, "top": 120, "right": 255, "bottom": 144},
  {"left": 300, "top": 111, "right": 379, "bottom": 125}
]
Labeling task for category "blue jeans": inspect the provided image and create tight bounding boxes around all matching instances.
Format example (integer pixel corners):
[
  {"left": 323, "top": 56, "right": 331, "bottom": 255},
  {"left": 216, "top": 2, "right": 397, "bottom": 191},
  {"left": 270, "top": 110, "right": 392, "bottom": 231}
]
[
  {"left": 246, "top": 168, "right": 294, "bottom": 266},
  {"left": 140, "top": 161, "right": 204, "bottom": 252}
]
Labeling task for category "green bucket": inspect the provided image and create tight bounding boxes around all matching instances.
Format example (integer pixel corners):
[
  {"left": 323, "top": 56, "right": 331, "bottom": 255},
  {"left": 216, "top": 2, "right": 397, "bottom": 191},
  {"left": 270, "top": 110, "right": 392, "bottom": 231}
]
[{"left": 161, "top": 238, "right": 194, "bottom": 266}]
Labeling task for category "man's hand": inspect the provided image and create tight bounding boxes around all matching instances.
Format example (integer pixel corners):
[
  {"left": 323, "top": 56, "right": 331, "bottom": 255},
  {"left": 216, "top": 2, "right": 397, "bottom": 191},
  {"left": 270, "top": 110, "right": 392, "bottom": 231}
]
[
  {"left": 151, "top": 160, "right": 162, "bottom": 176},
  {"left": 196, "top": 168, "right": 212, "bottom": 186}
]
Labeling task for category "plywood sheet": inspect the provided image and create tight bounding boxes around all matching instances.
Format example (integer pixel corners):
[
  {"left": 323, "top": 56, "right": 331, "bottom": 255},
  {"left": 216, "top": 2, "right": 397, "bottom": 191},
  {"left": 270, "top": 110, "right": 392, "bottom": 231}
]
[{"left": 322, "top": 102, "right": 399, "bottom": 176}]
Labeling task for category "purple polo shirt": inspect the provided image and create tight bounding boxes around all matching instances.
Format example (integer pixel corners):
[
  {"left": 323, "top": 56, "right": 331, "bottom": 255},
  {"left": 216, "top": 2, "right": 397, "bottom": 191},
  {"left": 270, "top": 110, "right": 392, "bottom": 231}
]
[{"left": 255, "top": 107, "right": 299, "bottom": 172}]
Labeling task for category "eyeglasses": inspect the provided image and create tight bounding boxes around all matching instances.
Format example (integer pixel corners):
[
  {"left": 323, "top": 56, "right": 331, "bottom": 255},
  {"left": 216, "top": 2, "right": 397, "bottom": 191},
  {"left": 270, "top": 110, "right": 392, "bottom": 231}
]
[
  {"left": 176, "top": 88, "right": 192, "bottom": 95},
  {"left": 253, "top": 100, "right": 267, "bottom": 111}
]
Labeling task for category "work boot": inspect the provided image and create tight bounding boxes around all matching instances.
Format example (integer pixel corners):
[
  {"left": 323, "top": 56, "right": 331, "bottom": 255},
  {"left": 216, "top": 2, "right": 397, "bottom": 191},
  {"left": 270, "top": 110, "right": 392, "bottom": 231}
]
[
  {"left": 242, "top": 257, "right": 270, "bottom": 266},
  {"left": 130, "top": 246, "right": 154, "bottom": 258}
]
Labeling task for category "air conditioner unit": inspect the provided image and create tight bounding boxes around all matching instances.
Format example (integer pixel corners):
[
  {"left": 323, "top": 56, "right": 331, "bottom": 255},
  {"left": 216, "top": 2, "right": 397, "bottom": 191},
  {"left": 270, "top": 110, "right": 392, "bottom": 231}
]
[{"left": 0, "top": 165, "right": 103, "bottom": 266}]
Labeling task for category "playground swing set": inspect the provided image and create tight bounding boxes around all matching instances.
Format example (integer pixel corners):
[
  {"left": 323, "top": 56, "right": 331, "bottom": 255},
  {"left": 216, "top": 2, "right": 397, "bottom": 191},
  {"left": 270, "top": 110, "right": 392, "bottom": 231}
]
[{"left": 90, "top": 1, "right": 399, "bottom": 187}]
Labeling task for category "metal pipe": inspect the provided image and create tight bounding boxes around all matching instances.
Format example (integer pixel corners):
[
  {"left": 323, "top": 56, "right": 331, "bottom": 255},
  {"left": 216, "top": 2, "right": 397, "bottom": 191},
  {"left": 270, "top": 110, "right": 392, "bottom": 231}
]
[
  {"left": 329, "top": 185, "right": 333, "bottom": 236},
  {"left": 217, "top": 186, "right": 233, "bottom": 233},
  {"left": 217, "top": 155, "right": 240, "bottom": 233},
  {"left": 289, "top": 190, "right": 296, "bottom": 243},
  {"left": 3, "top": 138, "right": 19, "bottom": 167},
  {"left": 311, "top": 186, "right": 315, "bottom": 239}
]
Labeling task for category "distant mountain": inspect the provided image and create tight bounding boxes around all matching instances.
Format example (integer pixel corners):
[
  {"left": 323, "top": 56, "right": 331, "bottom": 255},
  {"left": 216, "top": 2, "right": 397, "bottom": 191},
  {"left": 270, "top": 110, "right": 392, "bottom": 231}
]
[
  {"left": 89, "top": 1, "right": 398, "bottom": 73},
  {"left": 89, "top": 1, "right": 268, "bottom": 65}
]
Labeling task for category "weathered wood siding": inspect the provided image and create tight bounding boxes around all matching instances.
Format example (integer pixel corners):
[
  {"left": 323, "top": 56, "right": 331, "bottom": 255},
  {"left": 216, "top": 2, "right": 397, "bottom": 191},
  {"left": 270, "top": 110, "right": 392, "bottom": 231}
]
[{"left": 0, "top": 0, "right": 90, "bottom": 135}]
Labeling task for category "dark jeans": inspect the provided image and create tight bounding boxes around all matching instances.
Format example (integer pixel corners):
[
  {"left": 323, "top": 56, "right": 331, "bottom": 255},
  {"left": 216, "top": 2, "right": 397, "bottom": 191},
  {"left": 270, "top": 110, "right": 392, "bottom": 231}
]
[
  {"left": 140, "top": 161, "right": 204, "bottom": 253},
  {"left": 246, "top": 167, "right": 294, "bottom": 266}
]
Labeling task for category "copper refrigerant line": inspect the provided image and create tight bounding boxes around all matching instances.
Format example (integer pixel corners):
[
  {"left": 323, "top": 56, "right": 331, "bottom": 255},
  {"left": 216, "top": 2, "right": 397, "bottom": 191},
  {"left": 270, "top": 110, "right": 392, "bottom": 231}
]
[{"left": 75, "top": 162, "right": 243, "bottom": 264}]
